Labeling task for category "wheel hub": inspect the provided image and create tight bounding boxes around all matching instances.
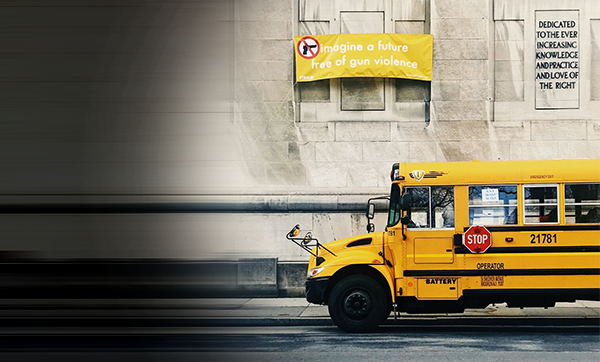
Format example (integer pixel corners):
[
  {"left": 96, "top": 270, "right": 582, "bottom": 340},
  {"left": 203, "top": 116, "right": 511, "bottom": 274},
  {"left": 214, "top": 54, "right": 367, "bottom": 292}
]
[{"left": 343, "top": 290, "right": 372, "bottom": 319}]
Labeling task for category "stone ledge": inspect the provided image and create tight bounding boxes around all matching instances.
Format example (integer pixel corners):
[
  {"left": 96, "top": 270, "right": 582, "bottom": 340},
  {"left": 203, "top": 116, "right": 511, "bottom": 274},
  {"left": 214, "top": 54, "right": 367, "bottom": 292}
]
[{"left": 0, "top": 194, "right": 385, "bottom": 213}]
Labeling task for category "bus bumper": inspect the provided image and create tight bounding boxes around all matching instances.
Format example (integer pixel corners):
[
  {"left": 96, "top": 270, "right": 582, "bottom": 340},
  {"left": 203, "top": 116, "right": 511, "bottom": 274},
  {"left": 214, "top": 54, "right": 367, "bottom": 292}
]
[{"left": 305, "top": 277, "right": 329, "bottom": 304}]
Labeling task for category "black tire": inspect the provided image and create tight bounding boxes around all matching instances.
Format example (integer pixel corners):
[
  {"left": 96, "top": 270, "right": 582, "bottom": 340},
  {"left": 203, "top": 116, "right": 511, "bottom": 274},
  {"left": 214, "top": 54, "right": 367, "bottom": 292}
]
[{"left": 328, "top": 275, "right": 388, "bottom": 333}]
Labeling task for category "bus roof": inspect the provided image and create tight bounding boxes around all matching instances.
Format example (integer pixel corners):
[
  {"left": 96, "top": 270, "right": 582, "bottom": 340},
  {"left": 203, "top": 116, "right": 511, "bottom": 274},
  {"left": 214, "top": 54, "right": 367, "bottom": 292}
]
[{"left": 394, "top": 159, "right": 600, "bottom": 186}]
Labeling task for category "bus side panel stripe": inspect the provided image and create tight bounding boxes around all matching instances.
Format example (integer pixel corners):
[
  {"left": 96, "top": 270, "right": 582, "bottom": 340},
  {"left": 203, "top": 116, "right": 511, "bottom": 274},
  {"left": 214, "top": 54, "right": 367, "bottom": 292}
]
[
  {"left": 454, "top": 246, "right": 600, "bottom": 254},
  {"left": 403, "top": 268, "right": 600, "bottom": 277},
  {"left": 462, "top": 225, "right": 600, "bottom": 232},
  {"left": 463, "top": 288, "right": 599, "bottom": 297}
]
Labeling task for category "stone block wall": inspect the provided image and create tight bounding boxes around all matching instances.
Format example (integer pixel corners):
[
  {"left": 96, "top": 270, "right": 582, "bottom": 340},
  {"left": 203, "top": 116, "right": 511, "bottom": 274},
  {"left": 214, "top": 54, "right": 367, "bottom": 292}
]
[{"left": 224, "top": 0, "right": 600, "bottom": 262}]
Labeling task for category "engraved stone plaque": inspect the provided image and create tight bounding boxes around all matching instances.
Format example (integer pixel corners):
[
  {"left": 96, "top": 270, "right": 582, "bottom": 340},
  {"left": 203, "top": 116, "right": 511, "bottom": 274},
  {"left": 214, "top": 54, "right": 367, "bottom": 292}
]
[{"left": 535, "top": 10, "right": 579, "bottom": 109}]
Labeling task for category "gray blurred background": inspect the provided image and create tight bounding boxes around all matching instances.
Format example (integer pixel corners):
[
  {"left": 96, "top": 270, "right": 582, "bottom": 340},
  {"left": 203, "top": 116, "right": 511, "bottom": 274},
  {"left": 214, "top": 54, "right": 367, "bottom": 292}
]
[
  {"left": 0, "top": 1, "right": 236, "bottom": 258},
  {"left": 0, "top": 0, "right": 253, "bottom": 299},
  {"left": 0, "top": 0, "right": 598, "bottom": 298}
]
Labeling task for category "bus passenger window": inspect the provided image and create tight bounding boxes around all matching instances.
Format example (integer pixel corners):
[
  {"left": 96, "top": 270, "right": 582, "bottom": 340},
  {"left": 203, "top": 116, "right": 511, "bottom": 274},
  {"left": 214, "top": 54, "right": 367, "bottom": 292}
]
[
  {"left": 468, "top": 185, "right": 517, "bottom": 225},
  {"left": 524, "top": 185, "right": 559, "bottom": 224},
  {"left": 565, "top": 183, "right": 600, "bottom": 224},
  {"left": 405, "top": 186, "right": 454, "bottom": 229}
]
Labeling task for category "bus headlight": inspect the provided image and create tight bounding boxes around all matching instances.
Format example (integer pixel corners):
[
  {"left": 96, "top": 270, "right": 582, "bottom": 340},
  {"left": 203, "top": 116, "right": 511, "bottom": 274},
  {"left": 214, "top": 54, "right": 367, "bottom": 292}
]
[{"left": 308, "top": 266, "right": 325, "bottom": 278}]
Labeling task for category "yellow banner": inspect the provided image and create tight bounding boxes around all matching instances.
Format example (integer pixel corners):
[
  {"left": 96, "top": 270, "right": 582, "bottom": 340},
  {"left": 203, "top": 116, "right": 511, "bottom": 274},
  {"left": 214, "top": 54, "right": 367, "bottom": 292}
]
[{"left": 294, "top": 33, "right": 433, "bottom": 82}]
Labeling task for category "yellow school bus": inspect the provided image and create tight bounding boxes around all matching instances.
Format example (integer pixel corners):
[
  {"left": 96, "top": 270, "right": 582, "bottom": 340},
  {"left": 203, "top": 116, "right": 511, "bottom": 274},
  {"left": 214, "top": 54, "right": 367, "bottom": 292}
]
[{"left": 287, "top": 159, "right": 600, "bottom": 332}]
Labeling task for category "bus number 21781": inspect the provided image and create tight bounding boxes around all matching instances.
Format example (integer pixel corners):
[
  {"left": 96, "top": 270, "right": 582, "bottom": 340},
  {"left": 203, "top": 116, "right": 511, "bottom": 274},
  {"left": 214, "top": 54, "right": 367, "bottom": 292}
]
[{"left": 530, "top": 233, "right": 557, "bottom": 244}]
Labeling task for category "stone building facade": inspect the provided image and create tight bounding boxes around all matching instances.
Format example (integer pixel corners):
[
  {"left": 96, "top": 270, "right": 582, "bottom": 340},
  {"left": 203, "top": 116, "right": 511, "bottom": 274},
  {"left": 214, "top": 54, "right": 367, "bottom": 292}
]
[{"left": 224, "top": 0, "right": 600, "bottom": 262}]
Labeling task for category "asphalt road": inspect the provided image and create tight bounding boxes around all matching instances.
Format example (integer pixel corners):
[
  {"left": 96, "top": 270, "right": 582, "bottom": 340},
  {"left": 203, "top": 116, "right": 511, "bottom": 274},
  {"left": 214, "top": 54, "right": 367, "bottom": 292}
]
[{"left": 1, "top": 325, "right": 599, "bottom": 362}]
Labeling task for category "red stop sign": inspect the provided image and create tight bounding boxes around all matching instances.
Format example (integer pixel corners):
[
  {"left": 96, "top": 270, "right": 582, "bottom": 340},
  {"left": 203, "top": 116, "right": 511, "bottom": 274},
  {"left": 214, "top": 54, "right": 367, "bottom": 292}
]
[{"left": 463, "top": 225, "right": 492, "bottom": 253}]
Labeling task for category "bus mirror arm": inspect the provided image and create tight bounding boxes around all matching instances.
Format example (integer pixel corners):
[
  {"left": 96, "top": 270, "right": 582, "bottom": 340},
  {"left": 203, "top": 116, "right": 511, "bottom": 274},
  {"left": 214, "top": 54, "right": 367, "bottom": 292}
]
[
  {"left": 285, "top": 225, "right": 337, "bottom": 259},
  {"left": 365, "top": 196, "right": 390, "bottom": 233},
  {"left": 400, "top": 216, "right": 410, "bottom": 240}
]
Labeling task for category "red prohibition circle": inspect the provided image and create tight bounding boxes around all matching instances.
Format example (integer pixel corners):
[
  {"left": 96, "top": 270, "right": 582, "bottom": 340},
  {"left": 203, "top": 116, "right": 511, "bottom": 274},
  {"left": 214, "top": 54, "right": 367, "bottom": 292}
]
[{"left": 297, "top": 36, "right": 320, "bottom": 59}]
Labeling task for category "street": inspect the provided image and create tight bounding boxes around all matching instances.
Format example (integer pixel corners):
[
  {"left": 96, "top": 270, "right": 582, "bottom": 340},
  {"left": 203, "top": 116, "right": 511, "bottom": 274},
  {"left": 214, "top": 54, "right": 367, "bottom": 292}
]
[{"left": 1, "top": 325, "right": 598, "bottom": 362}]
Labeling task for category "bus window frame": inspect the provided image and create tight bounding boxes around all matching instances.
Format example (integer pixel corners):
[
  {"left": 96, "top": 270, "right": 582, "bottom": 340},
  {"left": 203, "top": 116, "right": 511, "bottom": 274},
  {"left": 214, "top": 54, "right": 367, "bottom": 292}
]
[{"left": 522, "top": 183, "right": 560, "bottom": 225}]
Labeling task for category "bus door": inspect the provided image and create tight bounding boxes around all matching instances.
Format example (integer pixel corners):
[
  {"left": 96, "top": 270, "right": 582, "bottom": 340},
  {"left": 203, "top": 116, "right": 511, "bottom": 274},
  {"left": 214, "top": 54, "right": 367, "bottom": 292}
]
[{"left": 404, "top": 186, "right": 456, "bottom": 265}]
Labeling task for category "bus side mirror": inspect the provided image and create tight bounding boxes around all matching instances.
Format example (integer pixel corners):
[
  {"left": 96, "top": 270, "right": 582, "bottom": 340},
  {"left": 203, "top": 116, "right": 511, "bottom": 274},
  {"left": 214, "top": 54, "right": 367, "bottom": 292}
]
[
  {"left": 288, "top": 224, "right": 301, "bottom": 238},
  {"left": 400, "top": 193, "right": 411, "bottom": 213},
  {"left": 366, "top": 203, "right": 375, "bottom": 220},
  {"left": 401, "top": 216, "right": 411, "bottom": 225},
  {"left": 367, "top": 223, "right": 375, "bottom": 233}
]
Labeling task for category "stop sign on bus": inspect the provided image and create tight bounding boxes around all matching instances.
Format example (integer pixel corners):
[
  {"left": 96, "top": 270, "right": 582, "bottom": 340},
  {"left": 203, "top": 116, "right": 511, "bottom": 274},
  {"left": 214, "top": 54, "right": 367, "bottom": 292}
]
[{"left": 463, "top": 225, "right": 492, "bottom": 253}]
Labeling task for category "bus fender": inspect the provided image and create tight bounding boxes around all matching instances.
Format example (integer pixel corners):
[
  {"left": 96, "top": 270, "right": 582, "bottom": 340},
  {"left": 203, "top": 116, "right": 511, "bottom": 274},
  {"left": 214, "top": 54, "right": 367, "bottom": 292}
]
[
  {"left": 326, "top": 262, "right": 396, "bottom": 304},
  {"left": 370, "top": 263, "right": 396, "bottom": 303}
]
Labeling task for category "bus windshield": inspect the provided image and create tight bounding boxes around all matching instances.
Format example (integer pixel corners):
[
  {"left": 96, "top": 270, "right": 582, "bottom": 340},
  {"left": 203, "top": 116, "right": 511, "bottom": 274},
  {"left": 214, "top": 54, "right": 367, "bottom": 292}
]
[{"left": 387, "top": 184, "right": 401, "bottom": 227}]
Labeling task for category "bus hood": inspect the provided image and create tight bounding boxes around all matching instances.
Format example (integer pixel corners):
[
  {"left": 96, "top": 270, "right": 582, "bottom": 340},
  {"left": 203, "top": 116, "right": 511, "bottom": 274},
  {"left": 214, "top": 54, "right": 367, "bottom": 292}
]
[{"left": 310, "top": 232, "right": 385, "bottom": 263}]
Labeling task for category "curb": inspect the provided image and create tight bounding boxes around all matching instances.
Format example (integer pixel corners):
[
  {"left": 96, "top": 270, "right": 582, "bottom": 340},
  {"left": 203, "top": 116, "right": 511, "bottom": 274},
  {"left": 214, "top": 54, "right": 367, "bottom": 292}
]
[{"left": 193, "top": 317, "right": 600, "bottom": 327}]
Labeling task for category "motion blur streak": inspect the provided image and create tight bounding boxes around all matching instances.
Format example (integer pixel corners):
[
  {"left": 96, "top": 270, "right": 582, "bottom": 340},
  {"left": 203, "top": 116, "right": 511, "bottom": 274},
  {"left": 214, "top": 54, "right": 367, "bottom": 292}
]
[
  {"left": 0, "top": 2, "right": 259, "bottom": 353},
  {"left": 0, "top": 1, "right": 238, "bottom": 271}
]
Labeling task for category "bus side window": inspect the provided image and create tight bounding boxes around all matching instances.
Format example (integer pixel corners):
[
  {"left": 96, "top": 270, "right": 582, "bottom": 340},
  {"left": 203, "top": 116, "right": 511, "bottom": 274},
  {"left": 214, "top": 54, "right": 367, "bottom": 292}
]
[
  {"left": 432, "top": 186, "right": 454, "bottom": 228},
  {"left": 387, "top": 183, "right": 402, "bottom": 227},
  {"left": 405, "top": 186, "right": 454, "bottom": 229},
  {"left": 524, "top": 185, "right": 559, "bottom": 224},
  {"left": 565, "top": 183, "right": 600, "bottom": 224},
  {"left": 468, "top": 185, "right": 518, "bottom": 225}
]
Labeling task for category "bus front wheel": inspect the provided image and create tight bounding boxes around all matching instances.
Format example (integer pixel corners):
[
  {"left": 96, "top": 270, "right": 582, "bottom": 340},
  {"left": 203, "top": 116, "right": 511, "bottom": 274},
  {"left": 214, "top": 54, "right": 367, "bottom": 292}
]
[{"left": 328, "top": 274, "right": 388, "bottom": 333}]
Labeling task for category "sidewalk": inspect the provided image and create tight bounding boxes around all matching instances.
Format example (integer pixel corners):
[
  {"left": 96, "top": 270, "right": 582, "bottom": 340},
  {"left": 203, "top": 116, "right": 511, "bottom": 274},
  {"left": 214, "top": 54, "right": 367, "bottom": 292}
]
[{"left": 193, "top": 298, "right": 600, "bottom": 326}]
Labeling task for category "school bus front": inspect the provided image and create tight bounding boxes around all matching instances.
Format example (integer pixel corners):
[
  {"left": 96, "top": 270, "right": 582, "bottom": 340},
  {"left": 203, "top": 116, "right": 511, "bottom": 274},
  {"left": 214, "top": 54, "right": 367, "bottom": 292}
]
[{"left": 299, "top": 159, "right": 600, "bottom": 332}]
